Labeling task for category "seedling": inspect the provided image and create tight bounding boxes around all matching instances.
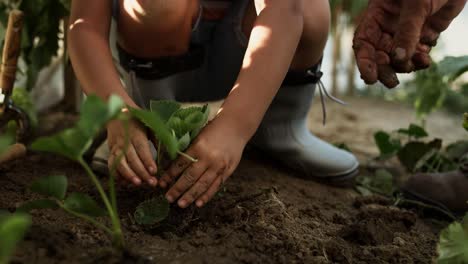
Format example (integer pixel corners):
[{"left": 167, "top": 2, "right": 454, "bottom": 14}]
[
  {"left": 373, "top": 123, "right": 458, "bottom": 173},
  {"left": 130, "top": 100, "right": 209, "bottom": 226},
  {"left": 437, "top": 215, "right": 468, "bottom": 264},
  {"left": 21, "top": 95, "right": 126, "bottom": 248},
  {"left": 0, "top": 212, "right": 31, "bottom": 264}
]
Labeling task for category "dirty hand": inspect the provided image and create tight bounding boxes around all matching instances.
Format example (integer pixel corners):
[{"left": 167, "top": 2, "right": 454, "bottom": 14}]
[
  {"left": 107, "top": 117, "right": 158, "bottom": 187},
  {"left": 353, "top": 0, "right": 467, "bottom": 88},
  {"left": 159, "top": 117, "right": 247, "bottom": 208}
]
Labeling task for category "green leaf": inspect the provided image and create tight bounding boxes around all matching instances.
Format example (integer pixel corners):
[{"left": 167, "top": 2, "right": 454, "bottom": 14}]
[
  {"left": 355, "top": 169, "right": 395, "bottom": 197},
  {"left": 446, "top": 141, "right": 468, "bottom": 161},
  {"left": 17, "top": 199, "right": 59, "bottom": 213},
  {"left": 166, "top": 117, "right": 188, "bottom": 138},
  {"left": 0, "top": 213, "right": 31, "bottom": 264},
  {"left": 130, "top": 108, "right": 179, "bottom": 160},
  {"left": 437, "top": 56, "right": 468, "bottom": 82},
  {"left": 177, "top": 133, "right": 191, "bottom": 152},
  {"left": 334, "top": 142, "right": 352, "bottom": 153},
  {"left": 150, "top": 100, "right": 181, "bottom": 123},
  {"left": 11, "top": 88, "right": 38, "bottom": 128},
  {"left": 0, "top": 133, "right": 14, "bottom": 155},
  {"left": 374, "top": 131, "right": 401, "bottom": 159},
  {"left": 64, "top": 193, "right": 106, "bottom": 218},
  {"left": 30, "top": 175, "right": 67, "bottom": 200},
  {"left": 437, "top": 216, "right": 468, "bottom": 264},
  {"left": 463, "top": 113, "right": 468, "bottom": 132},
  {"left": 397, "top": 141, "right": 439, "bottom": 172},
  {"left": 134, "top": 197, "right": 170, "bottom": 226},
  {"left": 184, "top": 111, "right": 207, "bottom": 132},
  {"left": 31, "top": 95, "right": 123, "bottom": 161},
  {"left": 397, "top": 124, "right": 428, "bottom": 139}
]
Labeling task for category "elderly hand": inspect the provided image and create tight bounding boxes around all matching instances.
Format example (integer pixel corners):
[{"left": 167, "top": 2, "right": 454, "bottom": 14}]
[{"left": 353, "top": 0, "right": 467, "bottom": 88}]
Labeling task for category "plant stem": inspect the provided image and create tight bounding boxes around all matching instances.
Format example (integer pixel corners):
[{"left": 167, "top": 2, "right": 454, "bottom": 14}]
[
  {"left": 78, "top": 158, "right": 124, "bottom": 247},
  {"left": 59, "top": 202, "right": 113, "bottom": 235},
  {"left": 177, "top": 151, "right": 198, "bottom": 163}
]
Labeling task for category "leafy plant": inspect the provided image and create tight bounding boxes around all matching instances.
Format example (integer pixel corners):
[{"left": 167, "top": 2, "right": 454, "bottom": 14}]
[
  {"left": 438, "top": 215, "right": 468, "bottom": 264},
  {"left": 0, "top": 212, "right": 31, "bottom": 264},
  {"left": 373, "top": 124, "right": 458, "bottom": 173},
  {"left": 0, "top": 0, "right": 70, "bottom": 90},
  {"left": 356, "top": 169, "right": 395, "bottom": 197},
  {"left": 11, "top": 88, "right": 38, "bottom": 128},
  {"left": 23, "top": 95, "right": 126, "bottom": 248},
  {"left": 130, "top": 100, "right": 209, "bottom": 226}
]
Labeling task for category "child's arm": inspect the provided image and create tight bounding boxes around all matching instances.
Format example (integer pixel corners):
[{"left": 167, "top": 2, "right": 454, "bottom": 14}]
[
  {"left": 68, "top": 0, "right": 158, "bottom": 186},
  {"left": 162, "top": 0, "right": 326, "bottom": 208}
]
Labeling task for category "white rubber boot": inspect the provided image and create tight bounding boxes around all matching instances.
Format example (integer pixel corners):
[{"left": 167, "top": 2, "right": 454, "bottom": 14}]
[{"left": 250, "top": 78, "right": 359, "bottom": 183}]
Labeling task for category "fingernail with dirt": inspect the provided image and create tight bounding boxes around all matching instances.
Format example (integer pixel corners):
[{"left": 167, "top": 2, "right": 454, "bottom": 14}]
[{"left": 393, "top": 47, "right": 406, "bottom": 61}]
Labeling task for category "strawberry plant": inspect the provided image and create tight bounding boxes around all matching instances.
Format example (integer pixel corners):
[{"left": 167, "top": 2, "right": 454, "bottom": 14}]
[
  {"left": 20, "top": 95, "right": 126, "bottom": 248},
  {"left": 0, "top": 211, "right": 31, "bottom": 264},
  {"left": 130, "top": 100, "right": 209, "bottom": 226},
  {"left": 373, "top": 123, "right": 459, "bottom": 173},
  {"left": 463, "top": 113, "right": 468, "bottom": 132}
]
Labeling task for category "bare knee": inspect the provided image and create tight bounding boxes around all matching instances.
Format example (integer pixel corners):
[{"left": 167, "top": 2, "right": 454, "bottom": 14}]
[{"left": 291, "top": 0, "right": 331, "bottom": 70}]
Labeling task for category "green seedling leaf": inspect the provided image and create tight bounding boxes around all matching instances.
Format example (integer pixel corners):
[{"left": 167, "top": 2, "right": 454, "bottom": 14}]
[
  {"left": 397, "top": 139, "right": 442, "bottom": 172},
  {"left": 397, "top": 124, "right": 428, "bottom": 139},
  {"left": 184, "top": 111, "right": 206, "bottom": 131},
  {"left": 437, "top": 216, "right": 468, "bottom": 264},
  {"left": 17, "top": 199, "right": 59, "bottom": 213},
  {"left": 30, "top": 175, "right": 68, "bottom": 200},
  {"left": 64, "top": 193, "right": 106, "bottom": 218},
  {"left": 178, "top": 133, "right": 191, "bottom": 152},
  {"left": 134, "top": 197, "right": 170, "bottom": 226},
  {"left": 437, "top": 56, "right": 468, "bottom": 82},
  {"left": 31, "top": 95, "right": 124, "bottom": 161},
  {"left": 374, "top": 131, "right": 401, "bottom": 159},
  {"left": 167, "top": 116, "right": 188, "bottom": 138},
  {"left": 0, "top": 213, "right": 31, "bottom": 264},
  {"left": 355, "top": 169, "right": 395, "bottom": 197},
  {"left": 446, "top": 141, "right": 468, "bottom": 162},
  {"left": 11, "top": 88, "right": 38, "bottom": 128},
  {"left": 130, "top": 108, "right": 179, "bottom": 160},
  {"left": 463, "top": 113, "right": 468, "bottom": 132},
  {"left": 150, "top": 100, "right": 181, "bottom": 122}
]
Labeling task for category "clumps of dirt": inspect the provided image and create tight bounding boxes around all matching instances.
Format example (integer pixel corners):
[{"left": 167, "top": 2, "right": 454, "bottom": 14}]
[{"left": 0, "top": 106, "right": 449, "bottom": 263}]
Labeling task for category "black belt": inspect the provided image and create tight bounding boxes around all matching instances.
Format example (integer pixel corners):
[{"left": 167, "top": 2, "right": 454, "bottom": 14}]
[{"left": 117, "top": 43, "right": 205, "bottom": 80}]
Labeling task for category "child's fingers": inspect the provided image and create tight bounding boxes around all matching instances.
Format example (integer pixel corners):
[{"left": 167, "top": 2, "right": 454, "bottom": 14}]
[
  {"left": 132, "top": 137, "right": 157, "bottom": 176},
  {"left": 126, "top": 145, "right": 157, "bottom": 186},
  {"left": 165, "top": 162, "right": 207, "bottom": 207},
  {"left": 179, "top": 167, "right": 218, "bottom": 208},
  {"left": 197, "top": 176, "right": 225, "bottom": 207},
  {"left": 159, "top": 148, "right": 197, "bottom": 188},
  {"left": 109, "top": 151, "right": 141, "bottom": 186}
]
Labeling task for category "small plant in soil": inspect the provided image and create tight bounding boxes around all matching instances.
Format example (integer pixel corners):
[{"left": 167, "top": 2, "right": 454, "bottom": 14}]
[
  {"left": 20, "top": 95, "right": 126, "bottom": 248},
  {"left": 0, "top": 211, "right": 31, "bottom": 264},
  {"left": 130, "top": 100, "right": 209, "bottom": 226}
]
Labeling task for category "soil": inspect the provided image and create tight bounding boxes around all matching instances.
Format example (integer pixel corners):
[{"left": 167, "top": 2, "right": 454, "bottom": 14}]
[{"left": 1, "top": 97, "right": 464, "bottom": 264}]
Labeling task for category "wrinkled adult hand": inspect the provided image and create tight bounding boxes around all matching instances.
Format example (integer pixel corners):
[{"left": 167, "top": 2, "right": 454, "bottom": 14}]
[
  {"left": 159, "top": 117, "right": 247, "bottom": 208},
  {"left": 107, "top": 117, "right": 158, "bottom": 187},
  {"left": 353, "top": 0, "right": 467, "bottom": 88}
]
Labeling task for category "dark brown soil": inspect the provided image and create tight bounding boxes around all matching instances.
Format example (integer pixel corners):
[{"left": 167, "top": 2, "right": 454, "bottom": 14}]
[{"left": 1, "top": 97, "right": 460, "bottom": 264}]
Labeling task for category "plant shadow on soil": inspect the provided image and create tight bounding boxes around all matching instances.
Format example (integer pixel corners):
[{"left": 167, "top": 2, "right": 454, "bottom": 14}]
[{"left": 1, "top": 97, "right": 459, "bottom": 264}]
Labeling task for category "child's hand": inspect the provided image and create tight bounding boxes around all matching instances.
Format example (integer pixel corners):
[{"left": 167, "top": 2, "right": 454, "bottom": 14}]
[
  {"left": 159, "top": 116, "right": 248, "bottom": 208},
  {"left": 107, "top": 118, "right": 158, "bottom": 187}
]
